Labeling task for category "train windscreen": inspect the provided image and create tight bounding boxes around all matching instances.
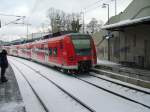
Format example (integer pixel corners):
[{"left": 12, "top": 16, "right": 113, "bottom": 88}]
[{"left": 71, "top": 35, "right": 91, "bottom": 56}]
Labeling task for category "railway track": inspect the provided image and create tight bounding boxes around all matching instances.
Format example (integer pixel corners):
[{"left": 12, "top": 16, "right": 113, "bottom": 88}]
[
  {"left": 89, "top": 72, "right": 150, "bottom": 95},
  {"left": 73, "top": 74, "right": 150, "bottom": 109},
  {"left": 9, "top": 56, "right": 150, "bottom": 112},
  {"left": 9, "top": 59, "right": 95, "bottom": 112},
  {"left": 11, "top": 62, "right": 49, "bottom": 112},
  {"left": 92, "top": 67, "right": 150, "bottom": 89}
]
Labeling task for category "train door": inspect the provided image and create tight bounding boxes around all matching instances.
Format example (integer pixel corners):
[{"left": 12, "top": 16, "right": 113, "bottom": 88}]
[
  {"left": 44, "top": 43, "right": 49, "bottom": 63},
  {"left": 33, "top": 44, "right": 37, "bottom": 60},
  {"left": 31, "top": 44, "right": 34, "bottom": 59},
  {"left": 59, "top": 40, "right": 64, "bottom": 66},
  {"left": 53, "top": 45, "right": 58, "bottom": 64},
  {"left": 47, "top": 42, "right": 54, "bottom": 65},
  {"left": 40, "top": 43, "right": 46, "bottom": 62}
]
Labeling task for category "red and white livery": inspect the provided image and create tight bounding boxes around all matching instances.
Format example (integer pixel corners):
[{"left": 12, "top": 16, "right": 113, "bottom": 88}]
[{"left": 6, "top": 33, "right": 97, "bottom": 72}]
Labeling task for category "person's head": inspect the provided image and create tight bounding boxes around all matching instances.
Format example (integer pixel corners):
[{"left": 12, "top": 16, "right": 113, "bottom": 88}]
[{"left": 1, "top": 49, "right": 7, "bottom": 55}]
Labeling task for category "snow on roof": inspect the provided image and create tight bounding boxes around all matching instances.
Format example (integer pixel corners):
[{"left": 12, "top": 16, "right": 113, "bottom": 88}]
[{"left": 102, "top": 16, "right": 150, "bottom": 30}]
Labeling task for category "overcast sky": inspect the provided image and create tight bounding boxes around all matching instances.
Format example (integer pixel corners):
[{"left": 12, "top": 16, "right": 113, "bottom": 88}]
[{"left": 0, "top": 0, "right": 133, "bottom": 41}]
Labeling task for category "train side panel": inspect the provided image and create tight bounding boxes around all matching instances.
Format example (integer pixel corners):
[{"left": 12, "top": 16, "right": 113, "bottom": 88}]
[{"left": 6, "top": 33, "right": 97, "bottom": 72}]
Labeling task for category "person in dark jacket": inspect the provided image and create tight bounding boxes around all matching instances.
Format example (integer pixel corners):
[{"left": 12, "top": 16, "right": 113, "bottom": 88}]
[{"left": 0, "top": 49, "right": 8, "bottom": 82}]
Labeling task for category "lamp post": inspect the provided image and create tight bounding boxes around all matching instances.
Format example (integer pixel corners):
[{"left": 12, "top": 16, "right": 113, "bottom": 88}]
[
  {"left": 104, "top": 31, "right": 114, "bottom": 61},
  {"left": 102, "top": 3, "right": 110, "bottom": 24},
  {"left": 102, "top": 3, "right": 111, "bottom": 60},
  {"left": 80, "top": 11, "right": 85, "bottom": 34},
  {"left": 0, "top": 20, "right": 1, "bottom": 28},
  {"left": 115, "top": 0, "right": 117, "bottom": 15},
  {"left": 26, "top": 23, "right": 31, "bottom": 39},
  {"left": 13, "top": 22, "right": 31, "bottom": 39}
]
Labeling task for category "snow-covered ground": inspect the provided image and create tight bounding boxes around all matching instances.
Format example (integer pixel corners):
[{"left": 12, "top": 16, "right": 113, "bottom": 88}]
[
  {"left": 10, "top": 62, "right": 46, "bottom": 112},
  {"left": 0, "top": 102, "right": 24, "bottom": 112},
  {"left": 9, "top": 56, "right": 150, "bottom": 112},
  {"left": 80, "top": 72, "right": 150, "bottom": 106},
  {"left": 91, "top": 72, "right": 150, "bottom": 93},
  {"left": 97, "top": 58, "right": 120, "bottom": 66},
  {"left": 97, "top": 58, "right": 150, "bottom": 76},
  {"left": 9, "top": 58, "right": 91, "bottom": 112}
]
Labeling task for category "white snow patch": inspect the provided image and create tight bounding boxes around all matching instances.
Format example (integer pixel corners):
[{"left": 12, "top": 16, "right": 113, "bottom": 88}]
[
  {"left": 102, "top": 16, "right": 150, "bottom": 29},
  {"left": 0, "top": 102, "right": 24, "bottom": 112},
  {"left": 97, "top": 58, "right": 119, "bottom": 66}
]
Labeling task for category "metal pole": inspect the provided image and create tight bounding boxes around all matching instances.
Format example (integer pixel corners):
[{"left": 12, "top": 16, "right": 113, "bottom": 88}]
[
  {"left": 108, "top": 4, "right": 110, "bottom": 24},
  {"left": 27, "top": 24, "right": 28, "bottom": 39},
  {"left": 103, "top": 3, "right": 110, "bottom": 24},
  {"left": 115, "top": 0, "right": 117, "bottom": 15},
  {"left": 108, "top": 35, "right": 110, "bottom": 61},
  {"left": 107, "top": 4, "right": 110, "bottom": 60},
  {"left": 0, "top": 20, "right": 1, "bottom": 28},
  {"left": 26, "top": 23, "right": 31, "bottom": 39},
  {"left": 102, "top": 3, "right": 111, "bottom": 60},
  {"left": 82, "top": 12, "right": 85, "bottom": 34}
]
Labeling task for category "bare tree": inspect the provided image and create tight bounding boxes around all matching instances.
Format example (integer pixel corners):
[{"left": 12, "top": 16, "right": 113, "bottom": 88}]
[
  {"left": 86, "top": 18, "right": 103, "bottom": 34},
  {"left": 47, "top": 8, "right": 81, "bottom": 33},
  {"left": 47, "top": 8, "right": 62, "bottom": 33}
]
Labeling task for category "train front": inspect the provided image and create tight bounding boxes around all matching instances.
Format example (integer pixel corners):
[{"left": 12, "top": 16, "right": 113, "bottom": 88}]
[{"left": 70, "top": 34, "right": 97, "bottom": 72}]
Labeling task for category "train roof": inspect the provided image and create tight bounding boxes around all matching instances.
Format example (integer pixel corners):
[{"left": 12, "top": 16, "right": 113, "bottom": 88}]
[
  {"left": 67, "top": 33, "right": 90, "bottom": 36},
  {"left": 5, "top": 33, "right": 92, "bottom": 46}
]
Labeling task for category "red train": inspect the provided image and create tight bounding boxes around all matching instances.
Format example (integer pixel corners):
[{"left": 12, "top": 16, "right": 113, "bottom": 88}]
[{"left": 5, "top": 33, "right": 97, "bottom": 72}]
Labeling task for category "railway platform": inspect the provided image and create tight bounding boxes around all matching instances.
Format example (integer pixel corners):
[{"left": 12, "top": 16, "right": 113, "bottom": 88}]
[
  {"left": 0, "top": 65, "right": 25, "bottom": 112},
  {"left": 94, "top": 59, "right": 150, "bottom": 88}
]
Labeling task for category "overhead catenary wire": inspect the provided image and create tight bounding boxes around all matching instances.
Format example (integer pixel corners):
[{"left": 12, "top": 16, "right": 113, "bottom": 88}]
[
  {"left": 83, "top": 0, "right": 103, "bottom": 10},
  {"left": 0, "top": 13, "right": 26, "bottom": 28},
  {"left": 0, "top": 13, "right": 25, "bottom": 18},
  {"left": 82, "top": 0, "right": 113, "bottom": 14}
]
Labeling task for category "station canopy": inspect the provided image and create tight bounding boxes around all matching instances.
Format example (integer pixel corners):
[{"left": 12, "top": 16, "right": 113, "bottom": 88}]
[{"left": 102, "top": 16, "right": 150, "bottom": 30}]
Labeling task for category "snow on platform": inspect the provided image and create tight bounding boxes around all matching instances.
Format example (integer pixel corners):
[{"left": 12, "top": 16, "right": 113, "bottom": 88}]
[
  {"left": 96, "top": 58, "right": 150, "bottom": 88},
  {"left": 97, "top": 59, "right": 120, "bottom": 66},
  {"left": 97, "top": 58, "right": 150, "bottom": 78},
  {"left": 0, "top": 65, "right": 25, "bottom": 112}
]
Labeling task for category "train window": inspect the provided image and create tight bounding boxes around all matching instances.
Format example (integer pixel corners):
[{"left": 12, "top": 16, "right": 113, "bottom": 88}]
[
  {"left": 49, "top": 48, "right": 52, "bottom": 56},
  {"left": 72, "top": 38, "right": 91, "bottom": 49},
  {"left": 53, "top": 48, "right": 57, "bottom": 57},
  {"left": 71, "top": 37, "right": 91, "bottom": 56}
]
